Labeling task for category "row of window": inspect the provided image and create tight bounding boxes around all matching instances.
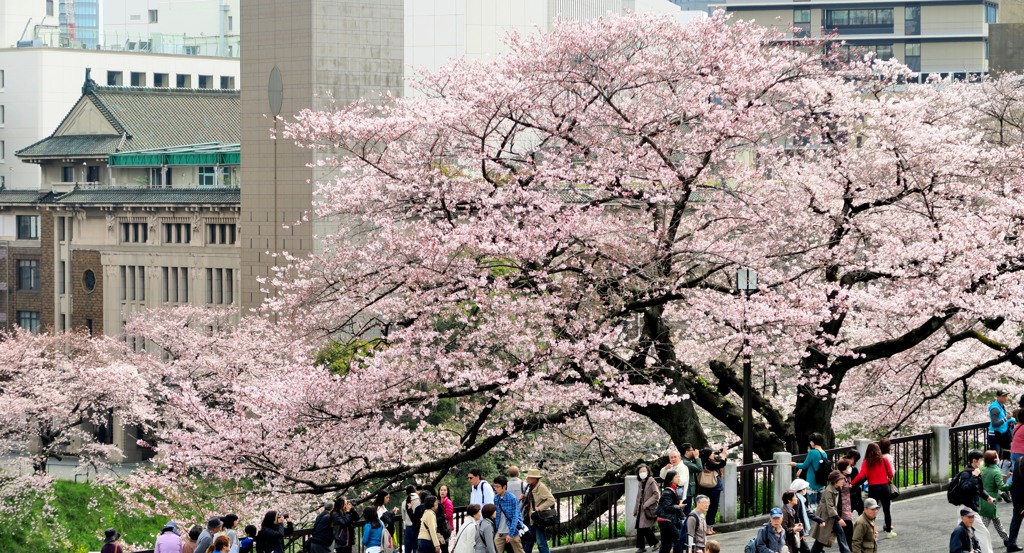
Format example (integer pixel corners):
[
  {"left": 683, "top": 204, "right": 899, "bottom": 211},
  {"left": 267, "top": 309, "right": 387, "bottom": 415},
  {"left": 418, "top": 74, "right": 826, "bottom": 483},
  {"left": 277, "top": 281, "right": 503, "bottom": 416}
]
[
  {"left": 61, "top": 165, "right": 235, "bottom": 186},
  {"left": 121, "top": 223, "right": 237, "bottom": 245},
  {"left": 108, "top": 70, "right": 236, "bottom": 90},
  {"left": 829, "top": 43, "right": 923, "bottom": 71},
  {"left": 795, "top": 4, "right": 993, "bottom": 35},
  {"left": 120, "top": 266, "right": 235, "bottom": 305}
]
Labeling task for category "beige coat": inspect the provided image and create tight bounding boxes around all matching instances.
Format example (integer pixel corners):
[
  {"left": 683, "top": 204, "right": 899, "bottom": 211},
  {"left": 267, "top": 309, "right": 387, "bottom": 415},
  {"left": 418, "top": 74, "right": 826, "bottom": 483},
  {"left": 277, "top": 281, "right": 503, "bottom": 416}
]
[
  {"left": 633, "top": 477, "right": 660, "bottom": 529},
  {"left": 530, "top": 481, "right": 556, "bottom": 512},
  {"left": 810, "top": 484, "right": 840, "bottom": 547}
]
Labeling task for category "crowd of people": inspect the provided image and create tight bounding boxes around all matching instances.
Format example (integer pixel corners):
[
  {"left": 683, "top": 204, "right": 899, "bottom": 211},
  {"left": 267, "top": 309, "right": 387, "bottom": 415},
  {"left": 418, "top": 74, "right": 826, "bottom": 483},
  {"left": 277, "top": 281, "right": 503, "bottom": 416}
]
[{"left": 102, "top": 467, "right": 558, "bottom": 553}]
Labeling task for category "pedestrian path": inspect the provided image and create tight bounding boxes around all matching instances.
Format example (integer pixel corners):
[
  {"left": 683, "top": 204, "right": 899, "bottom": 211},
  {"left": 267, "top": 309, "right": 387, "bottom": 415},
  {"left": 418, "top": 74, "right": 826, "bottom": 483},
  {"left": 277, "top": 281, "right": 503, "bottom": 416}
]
[{"left": 600, "top": 492, "right": 1014, "bottom": 552}]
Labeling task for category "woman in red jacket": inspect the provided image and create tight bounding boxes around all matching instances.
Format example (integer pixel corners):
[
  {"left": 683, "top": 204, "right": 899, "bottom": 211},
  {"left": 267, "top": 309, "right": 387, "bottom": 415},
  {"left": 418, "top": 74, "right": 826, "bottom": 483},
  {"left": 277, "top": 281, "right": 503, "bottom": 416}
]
[{"left": 850, "top": 442, "right": 895, "bottom": 539}]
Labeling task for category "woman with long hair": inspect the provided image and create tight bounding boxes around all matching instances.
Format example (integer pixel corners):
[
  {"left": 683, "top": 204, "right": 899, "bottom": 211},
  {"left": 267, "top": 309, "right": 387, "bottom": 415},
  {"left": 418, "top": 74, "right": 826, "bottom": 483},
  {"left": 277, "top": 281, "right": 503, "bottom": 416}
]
[
  {"left": 375, "top": 490, "right": 399, "bottom": 534},
  {"left": 254, "top": 511, "right": 294, "bottom": 553},
  {"left": 333, "top": 497, "right": 360, "bottom": 553},
  {"left": 438, "top": 486, "right": 456, "bottom": 553},
  {"left": 363, "top": 506, "right": 385, "bottom": 553},
  {"left": 850, "top": 442, "right": 895, "bottom": 539}
]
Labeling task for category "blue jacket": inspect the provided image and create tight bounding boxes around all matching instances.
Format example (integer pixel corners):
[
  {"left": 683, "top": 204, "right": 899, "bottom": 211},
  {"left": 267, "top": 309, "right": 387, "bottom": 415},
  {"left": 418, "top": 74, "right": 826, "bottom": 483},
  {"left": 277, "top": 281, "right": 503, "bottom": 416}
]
[
  {"left": 363, "top": 523, "right": 384, "bottom": 548},
  {"left": 755, "top": 523, "right": 786, "bottom": 553},
  {"left": 494, "top": 492, "right": 523, "bottom": 537},
  {"left": 990, "top": 400, "right": 1012, "bottom": 433}
]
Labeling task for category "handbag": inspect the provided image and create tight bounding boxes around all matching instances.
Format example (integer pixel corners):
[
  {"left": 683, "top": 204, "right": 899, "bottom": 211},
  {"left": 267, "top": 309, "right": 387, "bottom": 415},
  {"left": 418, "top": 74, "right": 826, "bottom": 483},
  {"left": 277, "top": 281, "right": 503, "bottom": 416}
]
[
  {"left": 380, "top": 526, "right": 395, "bottom": 553},
  {"left": 698, "top": 469, "right": 718, "bottom": 489},
  {"left": 530, "top": 508, "right": 558, "bottom": 528},
  {"left": 889, "top": 481, "right": 901, "bottom": 500}
]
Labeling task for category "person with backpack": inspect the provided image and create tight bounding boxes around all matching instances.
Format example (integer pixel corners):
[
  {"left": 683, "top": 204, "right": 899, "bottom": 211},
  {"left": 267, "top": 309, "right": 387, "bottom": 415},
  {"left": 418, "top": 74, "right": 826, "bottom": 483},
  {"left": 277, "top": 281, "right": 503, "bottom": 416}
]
[
  {"left": 452, "top": 504, "right": 480, "bottom": 553},
  {"left": 404, "top": 486, "right": 423, "bottom": 553},
  {"left": 950, "top": 450, "right": 997, "bottom": 553},
  {"left": 333, "top": 497, "right": 360, "bottom": 553},
  {"left": 524, "top": 469, "right": 555, "bottom": 553},
  {"left": 850, "top": 443, "right": 895, "bottom": 539},
  {"left": 469, "top": 469, "right": 495, "bottom": 507},
  {"left": 656, "top": 470, "right": 686, "bottom": 553},
  {"left": 684, "top": 495, "right": 710, "bottom": 553},
  {"left": 747, "top": 508, "right": 786, "bottom": 553},
  {"left": 790, "top": 433, "right": 830, "bottom": 509},
  {"left": 810, "top": 471, "right": 851, "bottom": 553}
]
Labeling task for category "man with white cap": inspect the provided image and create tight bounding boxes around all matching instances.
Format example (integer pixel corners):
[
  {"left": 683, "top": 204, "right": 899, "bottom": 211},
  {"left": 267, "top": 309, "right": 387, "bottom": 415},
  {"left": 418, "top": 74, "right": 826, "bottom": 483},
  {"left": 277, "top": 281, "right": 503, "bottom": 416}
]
[
  {"left": 850, "top": 498, "right": 879, "bottom": 553},
  {"left": 951, "top": 508, "right": 982, "bottom": 553}
]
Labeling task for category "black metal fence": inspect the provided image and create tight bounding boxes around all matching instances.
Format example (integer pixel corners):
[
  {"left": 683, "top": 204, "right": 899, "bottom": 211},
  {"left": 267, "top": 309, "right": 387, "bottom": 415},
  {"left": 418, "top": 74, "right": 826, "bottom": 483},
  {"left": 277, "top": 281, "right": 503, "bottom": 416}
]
[
  {"left": 950, "top": 422, "right": 989, "bottom": 474},
  {"left": 889, "top": 431, "right": 932, "bottom": 488},
  {"left": 736, "top": 460, "right": 774, "bottom": 520}
]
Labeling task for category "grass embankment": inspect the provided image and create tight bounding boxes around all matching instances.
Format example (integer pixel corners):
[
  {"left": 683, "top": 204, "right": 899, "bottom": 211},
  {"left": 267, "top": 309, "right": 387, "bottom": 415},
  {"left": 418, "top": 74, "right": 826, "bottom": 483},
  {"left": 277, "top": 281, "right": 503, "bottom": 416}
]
[{"left": 1, "top": 481, "right": 166, "bottom": 553}]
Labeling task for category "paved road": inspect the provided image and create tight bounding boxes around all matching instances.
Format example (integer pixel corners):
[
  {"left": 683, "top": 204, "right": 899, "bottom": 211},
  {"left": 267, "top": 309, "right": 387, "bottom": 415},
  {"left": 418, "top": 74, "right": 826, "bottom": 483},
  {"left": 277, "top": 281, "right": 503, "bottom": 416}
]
[{"left": 604, "top": 492, "right": 1017, "bottom": 552}]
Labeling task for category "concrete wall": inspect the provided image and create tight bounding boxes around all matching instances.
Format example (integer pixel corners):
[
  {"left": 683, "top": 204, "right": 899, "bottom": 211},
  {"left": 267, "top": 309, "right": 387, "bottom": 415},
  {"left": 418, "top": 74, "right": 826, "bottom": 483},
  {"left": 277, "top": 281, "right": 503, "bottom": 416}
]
[
  {"left": 990, "top": 23, "right": 1024, "bottom": 75},
  {"left": 921, "top": 4, "right": 984, "bottom": 35}
]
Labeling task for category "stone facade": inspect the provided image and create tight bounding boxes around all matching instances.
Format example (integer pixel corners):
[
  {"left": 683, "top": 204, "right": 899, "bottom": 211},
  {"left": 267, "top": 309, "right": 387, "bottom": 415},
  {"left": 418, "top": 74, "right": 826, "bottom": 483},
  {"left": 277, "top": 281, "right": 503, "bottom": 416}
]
[{"left": 70, "top": 249, "right": 104, "bottom": 335}]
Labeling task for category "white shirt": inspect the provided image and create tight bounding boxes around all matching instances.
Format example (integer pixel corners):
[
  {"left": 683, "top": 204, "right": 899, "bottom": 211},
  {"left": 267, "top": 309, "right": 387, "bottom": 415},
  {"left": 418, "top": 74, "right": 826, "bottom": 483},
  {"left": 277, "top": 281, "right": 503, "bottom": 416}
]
[
  {"left": 470, "top": 480, "right": 495, "bottom": 506},
  {"left": 660, "top": 461, "right": 689, "bottom": 500}
]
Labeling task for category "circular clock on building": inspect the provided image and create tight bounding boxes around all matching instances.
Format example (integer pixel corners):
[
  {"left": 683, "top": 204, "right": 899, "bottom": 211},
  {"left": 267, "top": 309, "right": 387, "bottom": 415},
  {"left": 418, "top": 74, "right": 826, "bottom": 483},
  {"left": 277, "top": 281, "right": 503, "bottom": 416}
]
[{"left": 83, "top": 269, "right": 96, "bottom": 292}]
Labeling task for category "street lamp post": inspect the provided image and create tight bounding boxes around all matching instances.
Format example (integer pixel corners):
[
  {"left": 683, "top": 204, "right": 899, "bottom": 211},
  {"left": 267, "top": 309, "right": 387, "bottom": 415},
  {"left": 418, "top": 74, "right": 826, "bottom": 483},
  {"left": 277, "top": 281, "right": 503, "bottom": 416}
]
[{"left": 736, "top": 268, "right": 758, "bottom": 466}]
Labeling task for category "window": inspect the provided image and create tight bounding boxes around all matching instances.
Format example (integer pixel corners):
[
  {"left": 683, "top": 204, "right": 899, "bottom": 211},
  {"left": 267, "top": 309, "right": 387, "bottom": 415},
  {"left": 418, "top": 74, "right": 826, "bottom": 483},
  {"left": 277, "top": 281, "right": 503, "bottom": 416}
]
[
  {"left": 62, "top": 166, "right": 75, "bottom": 182},
  {"left": 16, "top": 311, "right": 40, "bottom": 333},
  {"left": 148, "top": 9, "right": 159, "bottom": 23},
  {"left": 0, "top": 70, "right": 5, "bottom": 89},
  {"left": 986, "top": 3, "right": 998, "bottom": 23},
  {"left": 206, "top": 268, "right": 235, "bottom": 305},
  {"left": 0, "top": 105, "right": 4, "bottom": 126},
  {"left": 220, "top": 76, "right": 235, "bottom": 89},
  {"left": 905, "top": 6, "right": 920, "bottom": 35},
  {"left": 199, "top": 166, "right": 233, "bottom": 187},
  {"left": 834, "top": 43, "right": 895, "bottom": 62},
  {"left": 107, "top": 71, "right": 123, "bottom": 86},
  {"left": 120, "top": 265, "right": 146, "bottom": 301},
  {"left": 17, "top": 260, "right": 39, "bottom": 291},
  {"left": 154, "top": 73, "right": 169, "bottom": 87},
  {"left": 46, "top": 0, "right": 54, "bottom": 16},
  {"left": 198, "top": 75, "right": 213, "bottom": 89},
  {"left": 207, "top": 223, "right": 237, "bottom": 245},
  {"left": 86, "top": 165, "right": 100, "bottom": 183},
  {"left": 793, "top": 9, "right": 811, "bottom": 37},
  {"left": 184, "top": 46, "right": 199, "bottom": 56},
  {"left": 825, "top": 8, "right": 894, "bottom": 33},
  {"left": 130, "top": 72, "right": 146, "bottom": 86},
  {"left": 228, "top": 16, "right": 233, "bottom": 31},
  {"left": 150, "top": 167, "right": 172, "bottom": 187},
  {"left": 164, "top": 223, "right": 192, "bottom": 244},
  {"left": 1, "top": 140, "right": 4, "bottom": 162},
  {"left": 176, "top": 74, "right": 191, "bottom": 88},
  {"left": 16, "top": 215, "right": 39, "bottom": 240},
  {"left": 905, "top": 43, "right": 921, "bottom": 72},
  {"left": 162, "top": 267, "right": 189, "bottom": 303},
  {"left": 121, "top": 222, "right": 149, "bottom": 243},
  {"left": 83, "top": 269, "right": 96, "bottom": 293}
]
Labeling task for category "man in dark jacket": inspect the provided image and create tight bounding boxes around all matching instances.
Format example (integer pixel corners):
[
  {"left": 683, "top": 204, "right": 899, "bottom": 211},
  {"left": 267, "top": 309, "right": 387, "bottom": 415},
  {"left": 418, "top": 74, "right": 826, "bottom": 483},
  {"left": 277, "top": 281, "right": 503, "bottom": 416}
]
[
  {"left": 950, "top": 508, "right": 981, "bottom": 553},
  {"left": 958, "top": 451, "right": 996, "bottom": 553},
  {"left": 756, "top": 508, "right": 787, "bottom": 553},
  {"left": 1007, "top": 452, "right": 1024, "bottom": 552},
  {"left": 309, "top": 500, "right": 335, "bottom": 553}
]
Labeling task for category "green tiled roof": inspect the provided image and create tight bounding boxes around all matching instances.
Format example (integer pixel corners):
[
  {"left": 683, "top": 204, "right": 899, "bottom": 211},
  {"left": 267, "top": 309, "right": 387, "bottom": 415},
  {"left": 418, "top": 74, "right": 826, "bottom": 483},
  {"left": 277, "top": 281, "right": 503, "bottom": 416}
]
[
  {"left": 0, "top": 189, "right": 53, "bottom": 205},
  {"left": 17, "top": 135, "right": 124, "bottom": 159},
  {"left": 53, "top": 187, "right": 239, "bottom": 206},
  {"left": 17, "top": 86, "right": 239, "bottom": 160}
]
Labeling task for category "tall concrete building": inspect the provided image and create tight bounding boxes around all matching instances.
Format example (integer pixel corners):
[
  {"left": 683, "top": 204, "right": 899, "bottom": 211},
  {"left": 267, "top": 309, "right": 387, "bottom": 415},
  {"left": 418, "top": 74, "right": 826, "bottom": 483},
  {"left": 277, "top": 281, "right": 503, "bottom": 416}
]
[
  {"left": 240, "top": 0, "right": 696, "bottom": 310},
  {"left": 710, "top": 0, "right": 999, "bottom": 76}
]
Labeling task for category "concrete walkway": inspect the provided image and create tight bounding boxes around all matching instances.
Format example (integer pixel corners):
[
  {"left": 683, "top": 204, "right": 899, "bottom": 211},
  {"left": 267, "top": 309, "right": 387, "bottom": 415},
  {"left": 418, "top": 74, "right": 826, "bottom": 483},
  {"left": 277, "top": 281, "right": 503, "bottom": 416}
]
[{"left": 598, "top": 492, "right": 1016, "bottom": 553}]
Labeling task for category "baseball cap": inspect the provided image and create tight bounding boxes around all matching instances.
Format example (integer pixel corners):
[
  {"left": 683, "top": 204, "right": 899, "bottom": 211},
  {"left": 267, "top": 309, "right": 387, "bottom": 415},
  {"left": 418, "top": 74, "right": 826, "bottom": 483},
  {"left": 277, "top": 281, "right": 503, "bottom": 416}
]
[
  {"left": 769, "top": 507, "right": 784, "bottom": 519},
  {"left": 960, "top": 508, "right": 977, "bottom": 518}
]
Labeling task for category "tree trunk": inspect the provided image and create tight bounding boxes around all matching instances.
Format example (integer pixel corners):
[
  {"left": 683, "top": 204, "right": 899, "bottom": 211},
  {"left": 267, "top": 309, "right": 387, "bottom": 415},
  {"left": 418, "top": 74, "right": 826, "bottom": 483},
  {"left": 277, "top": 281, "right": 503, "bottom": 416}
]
[
  {"left": 792, "top": 389, "right": 837, "bottom": 449},
  {"left": 634, "top": 396, "right": 708, "bottom": 452}
]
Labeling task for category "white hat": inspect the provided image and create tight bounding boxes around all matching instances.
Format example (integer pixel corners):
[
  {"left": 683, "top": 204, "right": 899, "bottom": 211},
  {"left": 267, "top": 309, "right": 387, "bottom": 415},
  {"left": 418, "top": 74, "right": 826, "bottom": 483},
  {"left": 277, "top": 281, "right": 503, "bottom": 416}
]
[{"left": 789, "top": 478, "right": 810, "bottom": 492}]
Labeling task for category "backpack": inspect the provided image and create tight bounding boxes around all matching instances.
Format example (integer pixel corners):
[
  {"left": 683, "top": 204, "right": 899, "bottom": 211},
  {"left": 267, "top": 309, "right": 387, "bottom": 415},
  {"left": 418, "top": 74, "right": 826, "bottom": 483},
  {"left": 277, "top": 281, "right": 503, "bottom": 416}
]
[
  {"left": 678, "top": 511, "right": 699, "bottom": 543},
  {"left": 744, "top": 537, "right": 757, "bottom": 553},
  {"left": 947, "top": 470, "right": 966, "bottom": 506},
  {"left": 812, "top": 450, "right": 833, "bottom": 484}
]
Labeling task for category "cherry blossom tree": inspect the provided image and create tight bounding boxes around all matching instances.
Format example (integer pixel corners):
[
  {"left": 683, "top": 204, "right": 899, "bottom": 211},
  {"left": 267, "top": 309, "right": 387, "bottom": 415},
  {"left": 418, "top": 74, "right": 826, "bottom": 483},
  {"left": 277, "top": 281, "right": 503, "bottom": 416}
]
[
  {"left": 124, "top": 12, "right": 1024, "bottom": 510},
  {"left": 0, "top": 329, "right": 155, "bottom": 475}
]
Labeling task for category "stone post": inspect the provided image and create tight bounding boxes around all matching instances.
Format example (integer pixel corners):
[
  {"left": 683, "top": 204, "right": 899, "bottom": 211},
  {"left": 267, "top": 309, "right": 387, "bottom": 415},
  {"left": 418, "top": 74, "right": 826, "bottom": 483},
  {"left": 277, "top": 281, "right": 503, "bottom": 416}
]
[
  {"left": 773, "top": 452, "right": 793, "bottom": 507},
  {"left": 932, "top": 424, "right": 951, "bottom": 484},
  {"left": 721, "top": 461, "right": 738, "bottom": 522},
  {"left": 625, "top": 475, "right": 639, "bottom": 537},
  {"left": 854, "top": 438, "right": 872, "bottom": 470}
]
